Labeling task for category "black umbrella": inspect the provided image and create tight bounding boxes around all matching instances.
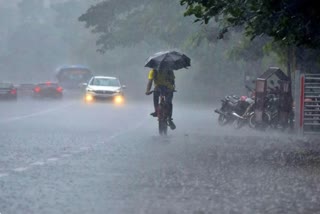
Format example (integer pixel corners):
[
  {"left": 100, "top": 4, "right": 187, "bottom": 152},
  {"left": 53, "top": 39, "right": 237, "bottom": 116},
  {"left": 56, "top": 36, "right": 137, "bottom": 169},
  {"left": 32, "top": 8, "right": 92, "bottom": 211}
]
[{"left": 144, "top": 50, "right": 191, "bottom": 71}]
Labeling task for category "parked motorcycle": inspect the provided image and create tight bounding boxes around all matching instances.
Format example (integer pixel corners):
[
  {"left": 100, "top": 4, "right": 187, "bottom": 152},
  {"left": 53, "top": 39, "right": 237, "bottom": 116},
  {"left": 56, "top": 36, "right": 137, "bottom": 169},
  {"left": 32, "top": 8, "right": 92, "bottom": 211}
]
[
  {"left": 229, "top": 85, "right": 257, "bottom": 129},
  {"left": 232, "top": 96, "right": 255, "bottom": 129},
  {"left": 215, "top": 94, "right": 251, "bottom": 126},
  {"left": 247, "top": 92, "right": 281, "bottom": 130}
]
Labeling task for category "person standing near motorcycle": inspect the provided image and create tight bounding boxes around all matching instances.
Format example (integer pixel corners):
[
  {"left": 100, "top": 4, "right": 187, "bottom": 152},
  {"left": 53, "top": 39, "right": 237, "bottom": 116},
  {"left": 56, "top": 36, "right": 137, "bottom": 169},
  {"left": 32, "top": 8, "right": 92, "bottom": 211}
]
[{"left": 145, "top": 68, "right": 176, "bottom": 129}]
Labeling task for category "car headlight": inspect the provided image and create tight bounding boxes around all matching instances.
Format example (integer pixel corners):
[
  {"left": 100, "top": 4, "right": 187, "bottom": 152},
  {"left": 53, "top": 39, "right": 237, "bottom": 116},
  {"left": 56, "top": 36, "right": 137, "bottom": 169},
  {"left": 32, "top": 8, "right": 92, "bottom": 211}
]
[
  {"left": 114, "top": 95, "right": 124, "bottom": 104},
  {"left": 86, "top": 87, "right": 94, "bottom": 92},
  {"left": 85, "top": 94, "right": 94, "bottom": 102}
]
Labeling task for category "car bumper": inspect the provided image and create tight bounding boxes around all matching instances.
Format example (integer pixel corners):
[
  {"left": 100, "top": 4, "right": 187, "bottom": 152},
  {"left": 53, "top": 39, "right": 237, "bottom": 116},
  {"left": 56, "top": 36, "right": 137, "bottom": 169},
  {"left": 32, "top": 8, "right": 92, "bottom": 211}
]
[
  {"left": 85, "top": 92, "right": 124, "bottom": 103},
  {"left": 0, "top": 94, "right": 17, "bottom": 99},
  {"left": 86, "top": 91, "right": 122, "bottom": 98},
  {"left": 33, "top": 93, "right": 63, "bottom": 98}
]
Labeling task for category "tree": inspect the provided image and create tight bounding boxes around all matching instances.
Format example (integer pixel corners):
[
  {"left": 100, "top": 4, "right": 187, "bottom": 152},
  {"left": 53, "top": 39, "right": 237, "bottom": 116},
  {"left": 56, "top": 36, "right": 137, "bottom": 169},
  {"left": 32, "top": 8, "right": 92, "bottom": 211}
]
[
  {"left": 78, "top": 0, "right": 202, "bottom": 52},
  {"left": 78, "top": 0, "right": 283, "bottom": 101},
  {"left": 180, "top": 0, "right": 320, "bottom": 49}
]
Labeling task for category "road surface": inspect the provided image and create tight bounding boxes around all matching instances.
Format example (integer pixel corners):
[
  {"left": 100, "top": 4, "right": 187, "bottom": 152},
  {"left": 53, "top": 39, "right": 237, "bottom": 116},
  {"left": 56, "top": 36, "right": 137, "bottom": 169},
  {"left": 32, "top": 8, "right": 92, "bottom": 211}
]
[{"left": 0, "top": 98, "right": 320, "bottom": 214}]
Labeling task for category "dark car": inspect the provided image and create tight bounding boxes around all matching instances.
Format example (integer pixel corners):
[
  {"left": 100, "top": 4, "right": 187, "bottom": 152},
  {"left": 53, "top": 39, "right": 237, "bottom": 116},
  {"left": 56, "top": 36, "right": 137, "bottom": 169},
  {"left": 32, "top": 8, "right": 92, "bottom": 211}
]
[
  {"left": 0, "top": 82, "right": 17, "bottom": 100},
  {"left": 17, "top": 83, "right": 35, "bottom": 97},
  {"left": 32, "top": 82, "right": 63, "bottom": 99}
]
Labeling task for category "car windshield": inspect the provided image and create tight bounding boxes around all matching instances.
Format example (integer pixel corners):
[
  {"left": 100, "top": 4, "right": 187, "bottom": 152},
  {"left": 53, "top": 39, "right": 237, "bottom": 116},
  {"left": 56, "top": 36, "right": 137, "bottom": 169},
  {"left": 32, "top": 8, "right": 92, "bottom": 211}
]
[{"left": 90, "top": 78, "right": 120, "bottom": 87}]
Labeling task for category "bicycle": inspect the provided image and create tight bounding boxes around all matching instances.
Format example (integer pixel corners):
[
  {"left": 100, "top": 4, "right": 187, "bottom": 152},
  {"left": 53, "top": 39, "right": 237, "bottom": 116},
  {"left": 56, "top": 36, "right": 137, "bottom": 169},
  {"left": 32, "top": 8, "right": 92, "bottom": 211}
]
[{"left": 147, "top": 88, "right": 176, "bottom": 135}]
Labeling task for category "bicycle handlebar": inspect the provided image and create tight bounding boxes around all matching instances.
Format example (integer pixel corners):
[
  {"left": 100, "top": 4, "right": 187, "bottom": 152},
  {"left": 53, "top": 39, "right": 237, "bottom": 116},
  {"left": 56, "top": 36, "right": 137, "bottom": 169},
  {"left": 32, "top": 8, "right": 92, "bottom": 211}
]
[
  {"left": 146, "top": 89, "right": 177, "bottom": 95},
  {"left": 146, "top": 91, "right": 153, "bottom": 95}
]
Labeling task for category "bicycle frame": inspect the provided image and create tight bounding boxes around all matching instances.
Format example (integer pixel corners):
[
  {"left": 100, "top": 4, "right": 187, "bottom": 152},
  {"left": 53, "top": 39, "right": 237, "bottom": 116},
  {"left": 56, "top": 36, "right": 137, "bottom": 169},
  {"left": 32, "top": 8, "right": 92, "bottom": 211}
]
[
  {"left": 156, "top": 90, "right": 169, "bottom": 135},
  {"left": 148, "top": 87, "right": 175, "bottom": 135}
]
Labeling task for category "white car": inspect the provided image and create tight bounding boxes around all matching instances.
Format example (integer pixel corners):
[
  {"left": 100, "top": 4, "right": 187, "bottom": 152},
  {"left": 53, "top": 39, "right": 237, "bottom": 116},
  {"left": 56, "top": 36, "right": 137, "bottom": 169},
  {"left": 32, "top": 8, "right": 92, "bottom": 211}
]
[{"left": 84, "top": 76, "right": 125, "bottom": 103}]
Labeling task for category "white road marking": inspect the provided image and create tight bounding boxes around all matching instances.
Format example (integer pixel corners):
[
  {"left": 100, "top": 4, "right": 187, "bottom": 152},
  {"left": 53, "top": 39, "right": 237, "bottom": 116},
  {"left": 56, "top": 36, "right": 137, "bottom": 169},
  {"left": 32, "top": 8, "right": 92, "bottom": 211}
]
[
  {"left": 12, "top": 167, "right": 29, "bottom": 172},
  {"left": 100, "top": 118, "right": 148, "bottom": 145},
  {"left": 0, "top": 103, "right": 75, "bottom": 124},
  {"left": 0, "top": 173, "right": 9, "bottom": 178},
  {"left": 47, "top": 158, "right": 59, "bottom": 162},
  {"left": 1, "top": 116, "right": 148, "bottom": 178},
  {"left": 30, "top": 161, "right": 45, "bottom": 166}
]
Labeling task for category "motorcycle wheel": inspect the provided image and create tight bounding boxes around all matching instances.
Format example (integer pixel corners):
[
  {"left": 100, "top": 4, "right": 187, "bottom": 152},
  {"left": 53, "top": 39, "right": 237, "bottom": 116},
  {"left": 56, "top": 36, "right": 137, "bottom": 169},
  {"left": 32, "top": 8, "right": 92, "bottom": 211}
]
[
  {"left": 218, "top": 114, "right": 229, "bottom": 126},
  {"left": 249, "top": 112, "right": 271, "bottom": 129},
  {"left": 233, "top": 119, "right": 245, "bottom": 129}
]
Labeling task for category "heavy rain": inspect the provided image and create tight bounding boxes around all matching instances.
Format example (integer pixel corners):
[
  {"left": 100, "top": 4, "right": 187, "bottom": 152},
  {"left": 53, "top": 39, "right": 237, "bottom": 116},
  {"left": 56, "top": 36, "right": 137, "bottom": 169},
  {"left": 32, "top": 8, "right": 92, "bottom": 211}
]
[{"left": 0, "top": 0, "right": 320, "bottom": 213}]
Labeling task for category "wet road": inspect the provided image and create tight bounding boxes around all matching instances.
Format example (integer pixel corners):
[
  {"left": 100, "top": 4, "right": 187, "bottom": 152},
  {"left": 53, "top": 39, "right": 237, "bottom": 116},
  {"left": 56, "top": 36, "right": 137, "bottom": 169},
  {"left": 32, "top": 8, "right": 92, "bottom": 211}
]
[{"left": 1, "top": 98, "right": 320, "bottom": 214}]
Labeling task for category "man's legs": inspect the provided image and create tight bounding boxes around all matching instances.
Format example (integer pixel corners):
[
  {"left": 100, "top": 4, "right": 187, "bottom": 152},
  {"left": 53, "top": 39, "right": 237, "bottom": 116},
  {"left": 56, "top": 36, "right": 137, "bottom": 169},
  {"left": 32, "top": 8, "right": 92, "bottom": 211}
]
[
  {"left": 165, "top": 91, "right": 176, "bottom": 130},
  {"left": 150, "top": 91, "right": 160, "bottom": 117},
  {"left": 166, "top": 91, "right": 174, "bottom": 119}
]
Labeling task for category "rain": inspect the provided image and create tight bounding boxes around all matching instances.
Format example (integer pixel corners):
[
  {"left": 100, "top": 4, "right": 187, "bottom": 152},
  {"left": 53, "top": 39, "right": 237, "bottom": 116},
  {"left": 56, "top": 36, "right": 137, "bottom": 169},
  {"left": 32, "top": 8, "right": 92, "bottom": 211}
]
[{"left": 1, "top": 0, "right": 320, "bottom": 213}]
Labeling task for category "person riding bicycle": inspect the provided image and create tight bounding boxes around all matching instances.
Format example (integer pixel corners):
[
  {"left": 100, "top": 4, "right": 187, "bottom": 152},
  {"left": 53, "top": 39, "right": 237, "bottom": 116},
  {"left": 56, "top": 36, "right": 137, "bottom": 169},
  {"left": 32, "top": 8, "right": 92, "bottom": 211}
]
[{"left": 145, "top": 68, "right": 176, "bottom": 129}]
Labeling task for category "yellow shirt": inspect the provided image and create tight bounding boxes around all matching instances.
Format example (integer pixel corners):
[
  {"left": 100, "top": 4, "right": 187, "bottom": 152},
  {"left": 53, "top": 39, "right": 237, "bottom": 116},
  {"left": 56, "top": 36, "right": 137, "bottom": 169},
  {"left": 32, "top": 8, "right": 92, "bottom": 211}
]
[{"left": 148, "top": 69, "right": 175, "bottom": 90}]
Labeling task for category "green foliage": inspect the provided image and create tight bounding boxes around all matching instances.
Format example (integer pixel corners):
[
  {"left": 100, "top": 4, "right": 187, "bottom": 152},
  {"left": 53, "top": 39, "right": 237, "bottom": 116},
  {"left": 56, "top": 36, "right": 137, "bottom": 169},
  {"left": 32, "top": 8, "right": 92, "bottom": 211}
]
[
  {"left": 77, "top": 0, "right": 281, "bottom": 98},
  {"left": 180, "top": 0, "right": 320, "bottom": 49},
  {"left": 78, "top": 0, "right": 202, "bottom": 52}
]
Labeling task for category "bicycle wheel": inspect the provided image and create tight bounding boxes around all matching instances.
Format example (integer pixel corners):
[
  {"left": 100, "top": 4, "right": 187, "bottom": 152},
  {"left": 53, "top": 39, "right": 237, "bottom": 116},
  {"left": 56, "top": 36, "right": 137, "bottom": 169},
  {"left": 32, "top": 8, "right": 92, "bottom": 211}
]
[
  {"left": 157, "top": 105, "right": 168, "bottom": 135},
  {"left": 159, "top": 119, "right": 168, "bottom": 135}
]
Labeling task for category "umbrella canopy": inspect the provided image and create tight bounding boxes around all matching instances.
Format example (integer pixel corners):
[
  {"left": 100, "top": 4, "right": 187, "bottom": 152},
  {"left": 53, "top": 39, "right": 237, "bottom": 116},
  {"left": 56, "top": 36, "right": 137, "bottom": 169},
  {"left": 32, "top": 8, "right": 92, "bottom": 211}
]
[{"left": 144, "top": 50, "right": 191, "bottom": 71}]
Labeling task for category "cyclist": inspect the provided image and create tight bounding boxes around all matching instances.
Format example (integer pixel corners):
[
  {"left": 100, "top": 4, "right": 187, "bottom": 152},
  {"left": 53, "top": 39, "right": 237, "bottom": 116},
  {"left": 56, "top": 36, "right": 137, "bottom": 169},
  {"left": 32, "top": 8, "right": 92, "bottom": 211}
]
[{"left": 145, "top": 68, "right": 176, "bottom": 130}]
